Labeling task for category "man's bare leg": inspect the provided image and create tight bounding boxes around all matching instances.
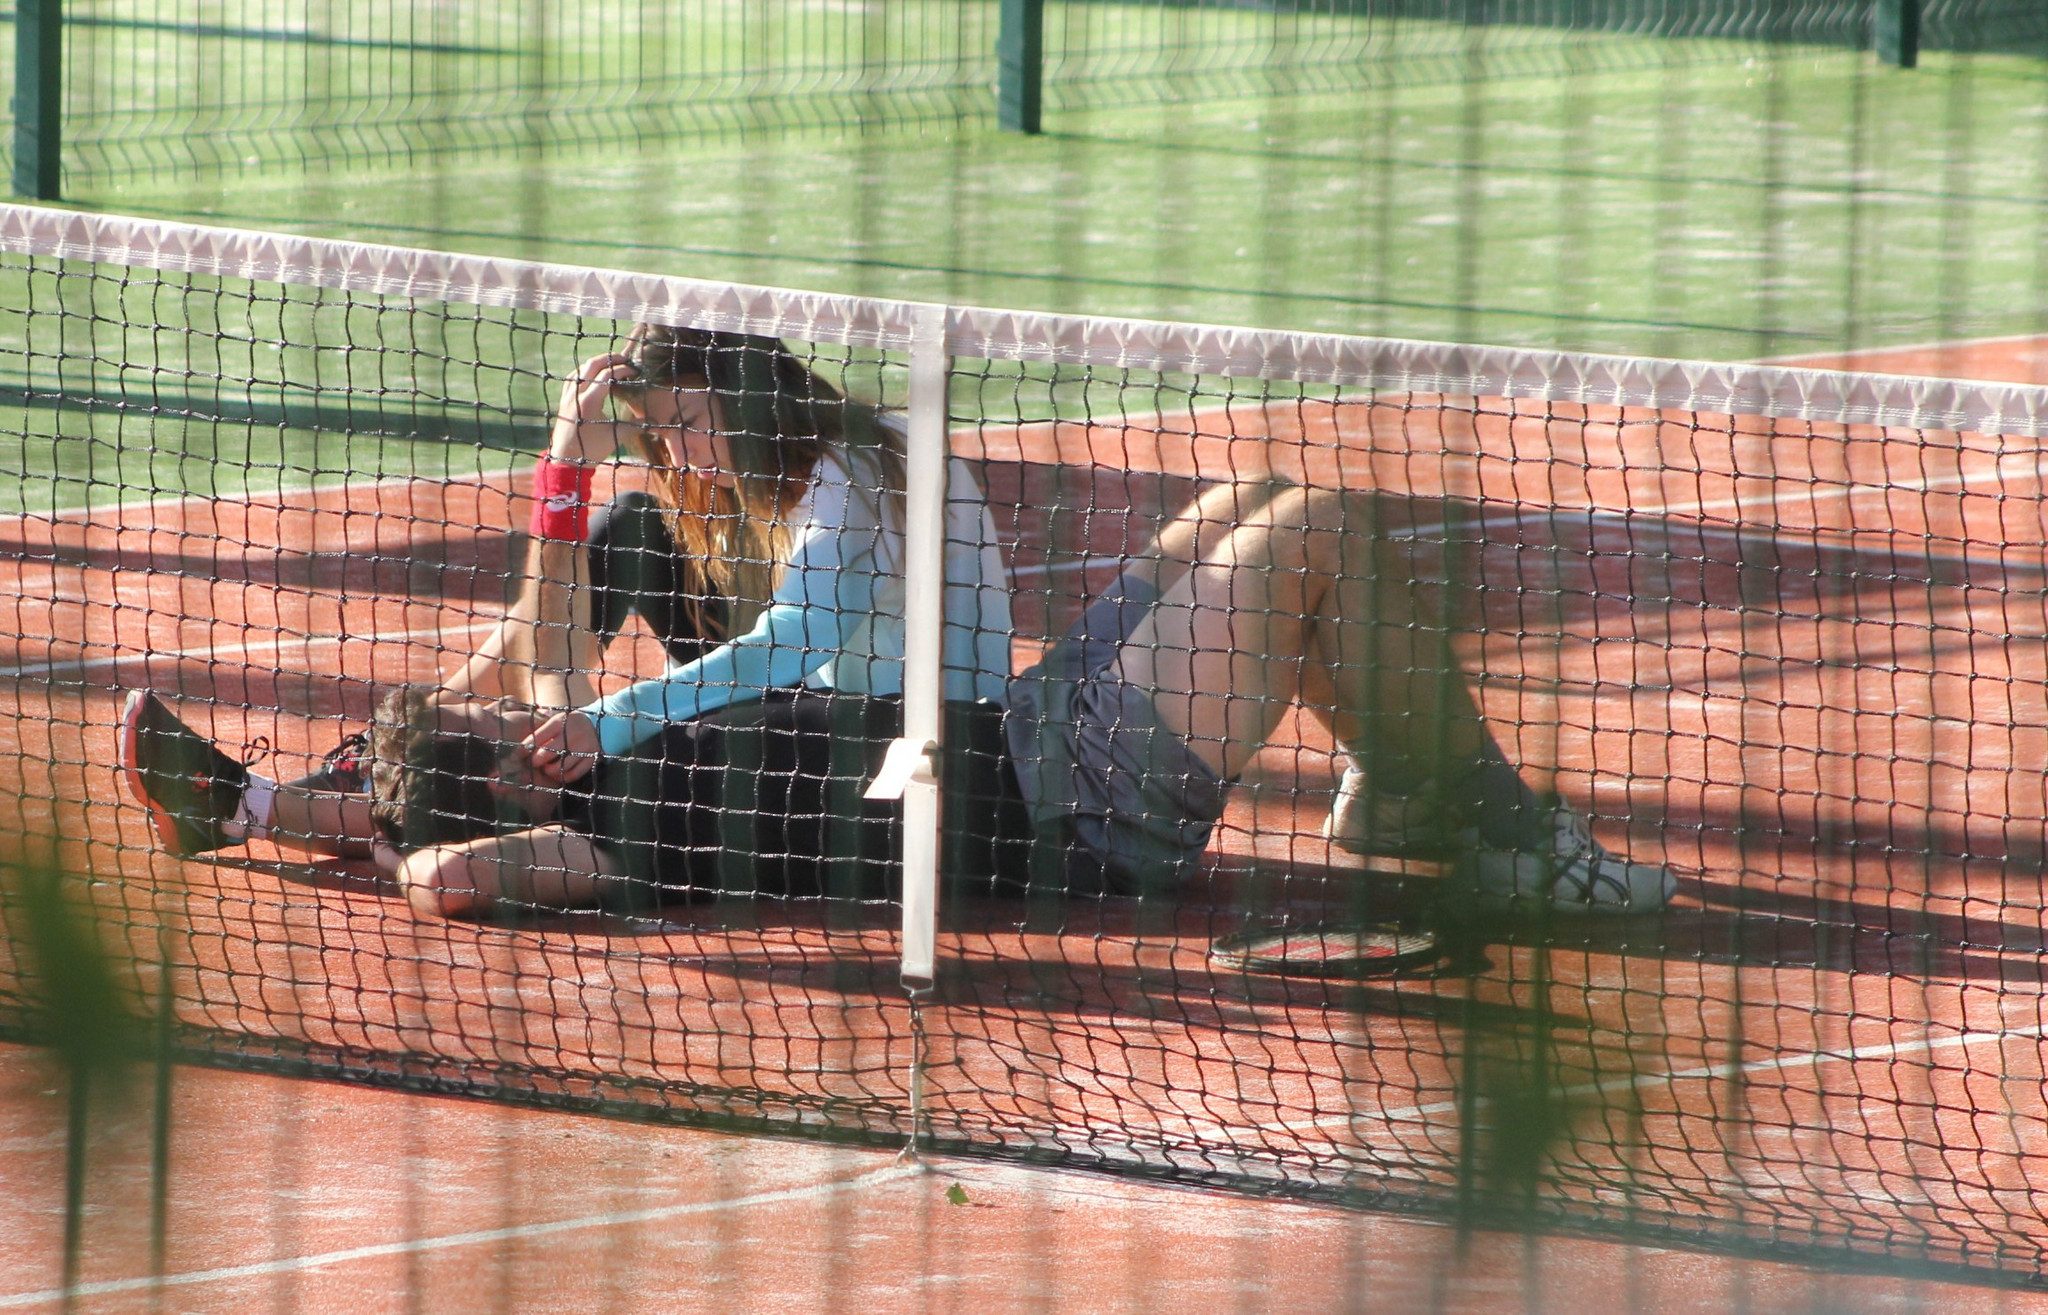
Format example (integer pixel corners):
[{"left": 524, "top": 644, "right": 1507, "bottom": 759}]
[
  {"left": 1117, "top": 486, "right": 1486, "bottom": 782},
  {"left": 261, "top": 789, "right": 379, "bottom": 858},
  {"left": 395, "top": 824, "right": 623, "bottom": 919},
  {"left": 1120, "top": 486, "right": 1672, "bottom": 910}
]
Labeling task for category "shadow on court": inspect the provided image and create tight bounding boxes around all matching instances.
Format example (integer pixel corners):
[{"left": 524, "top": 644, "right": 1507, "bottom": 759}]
[{"left": 12, "top": 409, "right": 2048, "bottom": 1286}]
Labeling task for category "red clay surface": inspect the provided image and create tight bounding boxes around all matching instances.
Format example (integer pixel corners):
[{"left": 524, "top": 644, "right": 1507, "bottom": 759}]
[
  {"left": 1784, "top": 335, "right": 2048, "bottom": 385},
  {"left": 3, "top": 1044, "right": 2043, "bottom": 1314},
  {"left": 6, "top": 338, "right": 2048, "bottom": 1291}
]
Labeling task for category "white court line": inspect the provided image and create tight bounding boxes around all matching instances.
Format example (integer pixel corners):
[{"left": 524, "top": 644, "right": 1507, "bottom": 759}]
[
  {"left": 0, "top": 470, "right": 515, "bottom": 529},
  {"left": 999, "top": 441, "right": 2048, "bottom": 581},
  {"left": 13, "top": 411, "right": 2045, "bottom": 654},
  {"left": 1023, "top": 395, "right": 2048, "bottom": 531},
  {"left": 1756, "top": 331, "right": 2048, "bottom": 368},
  {"left": 0, "top": 621, "right": 501, "bottom": 682},
  {"left": 1299, "top": 1019, "right": 2048, "bottom": 1135},
  {"left": 0, "top": 1161, "right": 922, "bottom": 1309},
  {"left": 1376, "top": 440, "right": 2048, "bottom": 528},
  {"left": 1388, "top": 500, "right": 2048, "bottom": 577},
  {"left": 17, "top": 409, "right": 2044, "bottom": 589},
  {"left": 1006, "top": 555, "right": 1132, "bottom": 583}
]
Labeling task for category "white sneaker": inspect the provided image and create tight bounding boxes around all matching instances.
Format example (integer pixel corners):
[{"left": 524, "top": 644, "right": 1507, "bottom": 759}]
[
  {"left": 1321, "top": 765, "right": 1454, "bottom": 859},
  {"left": 1457, "top": 803, "right": 1675, "bottom": 915}
]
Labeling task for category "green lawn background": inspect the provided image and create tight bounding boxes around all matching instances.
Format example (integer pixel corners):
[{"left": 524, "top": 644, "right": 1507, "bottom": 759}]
[{"left": 4, "top": 9, "right": 2047, "bottom": 511}]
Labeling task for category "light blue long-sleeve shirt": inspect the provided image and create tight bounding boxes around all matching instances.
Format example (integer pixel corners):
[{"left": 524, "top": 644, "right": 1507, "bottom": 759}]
[{"left": 582, "top": 443, "right": 1013, "bottom": 756}]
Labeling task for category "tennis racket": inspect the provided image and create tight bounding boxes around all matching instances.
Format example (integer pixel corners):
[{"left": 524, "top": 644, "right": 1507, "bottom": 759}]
[{"left": 1208, "top": 920, "right": 1444, "bottom": 979}]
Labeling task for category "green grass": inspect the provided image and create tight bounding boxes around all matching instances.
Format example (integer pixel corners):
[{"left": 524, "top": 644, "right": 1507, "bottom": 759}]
[
  {"left": 9, "top": 22, "right": 2048, "bottom": 511},
  {"left": 0, "top": 270, "right": 561, "bottom": 515},
  {"left": 0, "top": 398, "right": 535, "bottom": 518},
  {"left": 84, "top": 43, "right": 2048, "bottom": 359},
  {"left": 36, "top": 3, "right": 1690, "bottom": 174}
]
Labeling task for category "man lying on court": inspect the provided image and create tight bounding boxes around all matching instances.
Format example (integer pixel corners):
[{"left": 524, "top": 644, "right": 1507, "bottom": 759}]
[
  {"left": 124, "top": 328, "right": 1674, "bottom": 919},
  {"left": 123, "top": 325, "right": 1014, "bottom": 917}
]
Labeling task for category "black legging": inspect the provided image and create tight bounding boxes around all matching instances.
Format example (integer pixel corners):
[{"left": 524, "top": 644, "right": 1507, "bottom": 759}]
[
  {"left": 590, "top": 691, "right": 1031, "bottom": 906},
  {"left": 585, "top": 490, "right": 728, "bottom": 666},
  {"left": 580, "top": 491, "right": 1030, "bottom": 905},
  {"left": 591, "top": 689, "right": 898, "bottom": 903}
]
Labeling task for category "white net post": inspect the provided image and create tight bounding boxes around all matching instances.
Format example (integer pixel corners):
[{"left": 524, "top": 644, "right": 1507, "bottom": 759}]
[{"left": 892, "top": 302, "right": 951, "bottom": 991}]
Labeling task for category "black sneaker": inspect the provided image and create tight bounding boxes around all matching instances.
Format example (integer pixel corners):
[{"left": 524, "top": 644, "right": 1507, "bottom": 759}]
[
  {"left": 119, "top": 691, "right": 250, "bottom": 856},
  {"left": 308, "top": 729, "right": 370, "bottom": 794}
]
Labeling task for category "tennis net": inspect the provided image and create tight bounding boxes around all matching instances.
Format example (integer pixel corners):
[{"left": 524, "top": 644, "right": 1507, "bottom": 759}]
[{"left": 3, "top": 204, "right": 2048, "bottom": 1284}]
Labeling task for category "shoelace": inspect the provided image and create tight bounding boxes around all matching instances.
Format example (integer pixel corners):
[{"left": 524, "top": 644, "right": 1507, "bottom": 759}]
[
  {"left": 194, "top": 735, "right": 271, "bottom": 795},
  {"left": 321, "top": 730, "right": 368, "bottom": 777},
  {"left": 1543, "top": 810, "right": 1620, "bottom": 902}
]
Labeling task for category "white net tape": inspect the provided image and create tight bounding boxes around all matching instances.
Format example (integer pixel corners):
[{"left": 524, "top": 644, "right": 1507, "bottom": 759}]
[{"left": 9, "top": 203, "right": 2048, "bottom": 436}]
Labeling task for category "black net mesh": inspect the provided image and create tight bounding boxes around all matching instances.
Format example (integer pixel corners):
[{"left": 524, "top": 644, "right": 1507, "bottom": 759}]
[{"left": 3, "top": 213, "right": 2048, "bottom": 1284}]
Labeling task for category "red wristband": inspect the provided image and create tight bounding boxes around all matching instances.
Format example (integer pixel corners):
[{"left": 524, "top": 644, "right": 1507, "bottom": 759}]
[{"left": 528, "top": 456, "right": 595, "bottom": 542}]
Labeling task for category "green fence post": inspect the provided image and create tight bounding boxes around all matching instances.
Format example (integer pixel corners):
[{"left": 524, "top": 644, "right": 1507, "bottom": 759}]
[
  {"left": 1876, "top": 0, "right": 1920, "bottom": 68},
  {"left": 998, "top": 0, "right": 1043, "bottom": 135},
  {"left": 12, "top": 0, "right": 61, "bottom": 199}
]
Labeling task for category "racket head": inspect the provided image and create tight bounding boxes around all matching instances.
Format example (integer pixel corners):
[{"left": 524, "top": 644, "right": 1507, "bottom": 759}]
[{"left": 1208, "top": 920, "right": 1444, "bottom": 979}]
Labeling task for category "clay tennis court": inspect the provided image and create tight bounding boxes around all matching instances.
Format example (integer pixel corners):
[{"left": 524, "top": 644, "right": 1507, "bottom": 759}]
[
  {"left": 6, "top": 333, "right": 2048, "bottom": 1297},
  {"left": 8, "top": 1042, "right": 2042, "bottom": 1312}
]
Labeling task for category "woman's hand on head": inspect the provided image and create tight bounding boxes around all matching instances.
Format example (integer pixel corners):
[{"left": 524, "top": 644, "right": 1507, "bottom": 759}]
[
  {"left": 521, "top": 709, "right": 600, "bottom": 785},
  {"left": 548, "top": 351, "right": 643, "bottom": 462}
]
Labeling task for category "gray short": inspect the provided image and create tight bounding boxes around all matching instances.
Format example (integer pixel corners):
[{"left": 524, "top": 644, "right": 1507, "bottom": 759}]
[{"left": 1005, "top": 574, "right": 1225, "bottom": 895}]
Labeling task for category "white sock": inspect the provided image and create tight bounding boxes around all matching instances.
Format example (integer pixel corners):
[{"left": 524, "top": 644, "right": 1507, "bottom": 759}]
[{"left": 225, "top": 772, "right": 276, "bottom": 843}]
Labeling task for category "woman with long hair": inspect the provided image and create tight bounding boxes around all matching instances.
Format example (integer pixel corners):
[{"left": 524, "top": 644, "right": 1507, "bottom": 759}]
[{"left": 526, "top": 442, "right": 1674, "bottom": 916}]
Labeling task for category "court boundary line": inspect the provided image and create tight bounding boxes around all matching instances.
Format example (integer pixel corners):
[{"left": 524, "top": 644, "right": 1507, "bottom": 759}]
[
  {"left": 0, "top": 1162, "right": 923, "bottom": 1309},
  {"left": 1312, "top": 1019, "right": 2048, "bottom": 1134},
  {"left": 998, "top": 439, "right": 2048, "bottom": 581},
  {"left": 8, "top": 386, "right": 2036, "bottom": 590},
  {"left": 0, "top": 468, "right": 522, "bottom": 530},
  {"left": 979, "top": 394, "right": 2048, "bottom": 539},
  {"left": 0, "top": 620, "right": 503, "bottom": 683}
]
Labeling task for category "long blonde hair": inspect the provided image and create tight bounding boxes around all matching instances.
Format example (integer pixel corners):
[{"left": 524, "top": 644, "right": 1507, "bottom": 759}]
[{"left": 616, "top": 325, "right": 904, "bottom": 639}]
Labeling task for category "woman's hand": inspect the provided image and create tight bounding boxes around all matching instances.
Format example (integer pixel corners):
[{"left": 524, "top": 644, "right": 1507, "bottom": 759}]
[
  {"left": 548, "top": 350, "right": 643, "bottom": 463},
  {"left": 522, "top": 709, "right": 601, "bottom": 785}
]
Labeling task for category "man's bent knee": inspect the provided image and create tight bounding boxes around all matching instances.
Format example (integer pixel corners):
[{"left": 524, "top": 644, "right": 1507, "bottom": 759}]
[{"left": 399, "top": 846, "right": 490, "bottom": 919}]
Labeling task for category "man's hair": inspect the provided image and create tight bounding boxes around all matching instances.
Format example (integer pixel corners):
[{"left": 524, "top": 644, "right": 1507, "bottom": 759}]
[{"left": 366, "top": 685, "right": 519, "bottom": 852}]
